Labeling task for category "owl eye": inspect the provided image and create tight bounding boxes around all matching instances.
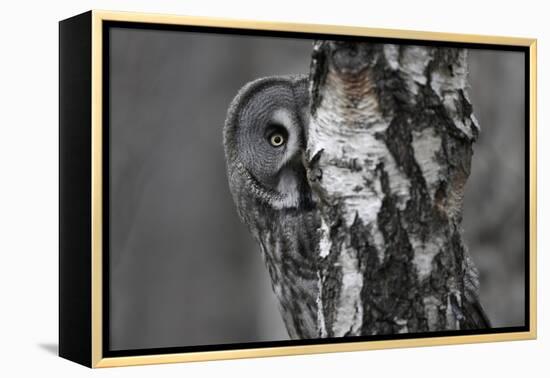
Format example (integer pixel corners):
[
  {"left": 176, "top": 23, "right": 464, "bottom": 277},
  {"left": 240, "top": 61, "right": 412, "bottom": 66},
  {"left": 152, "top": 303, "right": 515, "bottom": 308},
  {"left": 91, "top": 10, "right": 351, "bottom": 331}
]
[
  {"left": 269, "top": 133, "right": 286, "bottom": 147},
  {"left": 266, "top": 123, "right": 288, "bottom": 148}
]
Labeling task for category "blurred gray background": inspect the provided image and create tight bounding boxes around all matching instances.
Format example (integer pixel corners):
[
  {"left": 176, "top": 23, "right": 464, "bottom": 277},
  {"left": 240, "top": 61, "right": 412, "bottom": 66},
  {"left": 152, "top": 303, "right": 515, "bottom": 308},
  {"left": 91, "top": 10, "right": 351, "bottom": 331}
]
[{"left": 108, "top": 27, "right": 525, "bottom": 351}]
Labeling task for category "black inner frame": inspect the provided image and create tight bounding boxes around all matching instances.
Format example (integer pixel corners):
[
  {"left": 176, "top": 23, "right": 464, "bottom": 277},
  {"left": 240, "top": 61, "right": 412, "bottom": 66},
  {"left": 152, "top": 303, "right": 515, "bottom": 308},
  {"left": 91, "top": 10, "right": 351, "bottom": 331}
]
[{"left": 102, "top": 20, "right": 531, "bottom": 358}]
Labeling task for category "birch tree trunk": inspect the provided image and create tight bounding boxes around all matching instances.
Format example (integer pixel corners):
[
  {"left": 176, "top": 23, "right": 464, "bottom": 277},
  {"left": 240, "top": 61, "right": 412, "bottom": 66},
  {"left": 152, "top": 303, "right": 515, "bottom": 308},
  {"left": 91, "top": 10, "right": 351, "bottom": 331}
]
[{"left": 306, "top": 41, "right": 489, "bottom": 336}]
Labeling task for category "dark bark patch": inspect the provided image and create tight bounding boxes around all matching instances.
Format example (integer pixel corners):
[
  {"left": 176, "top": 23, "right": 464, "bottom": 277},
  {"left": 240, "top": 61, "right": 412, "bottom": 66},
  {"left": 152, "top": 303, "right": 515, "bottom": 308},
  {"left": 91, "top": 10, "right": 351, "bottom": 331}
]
[
  {"left": 355, "top": 166, "right": 427, "bottom": 334},
  {"left": 310, "top": 41, "right": 329, "bottom": 116},
  {"left": 319, "top": 238, "right": 344, "bottom": 337},
  {"left": 370, "top": 45, "right": 411, "bottom": 116}
]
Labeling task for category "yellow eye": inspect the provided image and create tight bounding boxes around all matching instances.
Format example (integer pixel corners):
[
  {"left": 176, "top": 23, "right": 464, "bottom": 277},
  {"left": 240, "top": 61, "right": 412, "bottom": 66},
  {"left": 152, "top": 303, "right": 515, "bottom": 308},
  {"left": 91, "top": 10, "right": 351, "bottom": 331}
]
[{"left": 269, "top": 133, "right": 285, "bottom": 147}]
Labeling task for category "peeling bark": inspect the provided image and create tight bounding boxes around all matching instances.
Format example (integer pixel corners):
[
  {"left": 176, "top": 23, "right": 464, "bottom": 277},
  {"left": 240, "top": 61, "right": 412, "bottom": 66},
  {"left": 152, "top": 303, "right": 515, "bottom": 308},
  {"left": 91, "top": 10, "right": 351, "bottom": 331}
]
[{"left": 306, "top": 41, "right": 489, "bottom": 336}]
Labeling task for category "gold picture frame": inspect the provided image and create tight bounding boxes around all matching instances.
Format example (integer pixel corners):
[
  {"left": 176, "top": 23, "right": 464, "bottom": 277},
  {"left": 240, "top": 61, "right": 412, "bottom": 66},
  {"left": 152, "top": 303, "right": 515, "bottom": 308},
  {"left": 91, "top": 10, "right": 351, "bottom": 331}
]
[{"left": 59, "top": 9, "right": 537, "bottom": 368}]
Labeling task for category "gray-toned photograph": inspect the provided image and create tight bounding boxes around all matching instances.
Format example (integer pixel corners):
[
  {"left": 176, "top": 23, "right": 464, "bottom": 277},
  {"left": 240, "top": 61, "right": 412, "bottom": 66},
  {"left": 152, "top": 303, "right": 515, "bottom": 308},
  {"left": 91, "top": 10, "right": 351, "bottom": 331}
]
[{"left": 108, "top": 27, "right": 525, "bottom": 351}]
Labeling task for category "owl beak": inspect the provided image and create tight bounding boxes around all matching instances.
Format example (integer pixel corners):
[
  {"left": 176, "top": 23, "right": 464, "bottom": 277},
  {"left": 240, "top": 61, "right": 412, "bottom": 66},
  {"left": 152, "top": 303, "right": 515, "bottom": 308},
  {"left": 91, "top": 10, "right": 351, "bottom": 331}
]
[
  {"left": 277, "top": 148, "right": 304, "bottom": 176},
  {"left": 290, "top": 148, "right": 306, "bottom": 170}
]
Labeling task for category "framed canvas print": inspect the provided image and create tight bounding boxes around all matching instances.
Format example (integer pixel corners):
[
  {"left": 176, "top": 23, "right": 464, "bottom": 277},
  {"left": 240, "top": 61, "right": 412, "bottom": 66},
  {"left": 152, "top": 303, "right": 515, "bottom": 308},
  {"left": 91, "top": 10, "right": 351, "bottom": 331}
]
[{"left": 59, "top": 10, "right": 537, "bottom": 368}]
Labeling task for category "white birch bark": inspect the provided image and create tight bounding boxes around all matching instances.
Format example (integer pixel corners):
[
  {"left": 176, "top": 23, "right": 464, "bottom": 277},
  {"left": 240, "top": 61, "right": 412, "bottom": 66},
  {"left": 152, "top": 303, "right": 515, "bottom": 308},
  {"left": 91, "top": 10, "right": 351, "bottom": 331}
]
[{"left": 306, "top": 41, "right": 488, "bottom": 336}]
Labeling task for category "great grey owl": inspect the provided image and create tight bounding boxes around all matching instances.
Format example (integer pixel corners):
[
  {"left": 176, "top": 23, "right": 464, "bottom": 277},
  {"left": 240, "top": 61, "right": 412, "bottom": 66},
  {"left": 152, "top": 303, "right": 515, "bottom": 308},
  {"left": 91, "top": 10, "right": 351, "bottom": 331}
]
[{"left": 223, "top": 75, "right": 321, "bottom": 339}]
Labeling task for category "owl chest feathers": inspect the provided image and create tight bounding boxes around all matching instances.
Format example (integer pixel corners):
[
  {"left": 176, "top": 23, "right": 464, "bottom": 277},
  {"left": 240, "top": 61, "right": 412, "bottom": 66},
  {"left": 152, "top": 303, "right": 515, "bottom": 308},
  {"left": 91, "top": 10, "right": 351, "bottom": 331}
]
[{"left": 251, "top": 206, "right": 322, "bottom": 339}]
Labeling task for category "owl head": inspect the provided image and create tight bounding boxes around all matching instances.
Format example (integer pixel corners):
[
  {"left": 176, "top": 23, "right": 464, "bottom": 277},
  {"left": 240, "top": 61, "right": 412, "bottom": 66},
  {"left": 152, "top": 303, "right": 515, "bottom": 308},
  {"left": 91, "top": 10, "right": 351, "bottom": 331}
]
[{"left": 224, "top": 75, "right": 312, "bottom": 216}]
